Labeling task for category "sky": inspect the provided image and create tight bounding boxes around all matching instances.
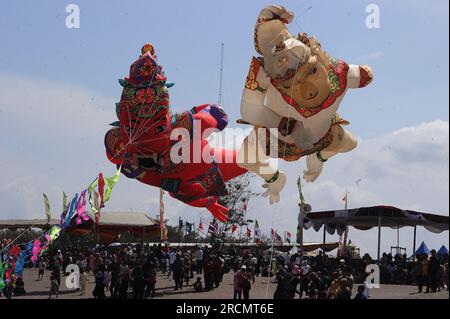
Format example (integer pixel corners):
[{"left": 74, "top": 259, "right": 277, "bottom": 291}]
[{"left": 0, "top": 0, "right": 448, "bottom": 257}]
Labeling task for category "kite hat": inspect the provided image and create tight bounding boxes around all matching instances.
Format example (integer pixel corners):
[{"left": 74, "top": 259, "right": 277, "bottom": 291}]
[{"left": 125, "top": 43, "right": 166, "bottom": 86}]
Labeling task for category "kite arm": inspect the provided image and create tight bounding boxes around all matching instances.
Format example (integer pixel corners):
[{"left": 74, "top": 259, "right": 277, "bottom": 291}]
[
  {"left": 254, "top": 6, "right": 294, "bottom": 54},
  {"left": 192, "top": 104, "right": 229, "bottom": 134},
  {"left": 172, "top": 104, "right": 228, "bottom": 141},
  {"left": 347, "top": 64, "right": 374, "bottom": 89},
  {"left": 240, "top": 57, "right": 284, "bottom": 129}
]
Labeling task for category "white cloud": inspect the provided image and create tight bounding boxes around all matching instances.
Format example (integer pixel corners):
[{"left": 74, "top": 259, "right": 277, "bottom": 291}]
[{"left": 0, "top": 74, "right": 448, "bottom": 258}]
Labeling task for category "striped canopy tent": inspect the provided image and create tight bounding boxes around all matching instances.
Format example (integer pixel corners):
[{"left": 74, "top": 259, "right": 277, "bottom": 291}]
[{"left": 303, "top": 205, "right": 449, "bottom": 261}]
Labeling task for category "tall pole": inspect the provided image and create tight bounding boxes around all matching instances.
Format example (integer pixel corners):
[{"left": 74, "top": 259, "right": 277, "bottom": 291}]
[
  {"left": 343, "top": 191, "right": 349, "bottom": 249},
  {"left": 322, "top": 227, "right": 326, "bottom": 246},
  {"left": 297, "top": 177, "right": 306, "bottom": 265},
  {"left": 218, "top": 43, "right": 224, "bottom": 106},
  {"left": 377, "top": 215, "right": 382, "bottom": 262},
  {"left": 413, "top": 226, "right": 417, "bottom": 262}
]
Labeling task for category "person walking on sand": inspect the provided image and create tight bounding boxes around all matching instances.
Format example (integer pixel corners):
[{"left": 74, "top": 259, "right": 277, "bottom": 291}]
[
  {"left": 79, "top": 268, "right": 88, "bottom": 296},
  {"left": 239, "top": 266, "right": 252, "bottom": 300},
  {"left": 38, "top": 259, "right": 46, "bottom": 281},
  {"left": 233, "top": 266, "right": 244, "bottom": 299},
  {"left": 48, "top": 267, "right": 60, "bottom": 299}
]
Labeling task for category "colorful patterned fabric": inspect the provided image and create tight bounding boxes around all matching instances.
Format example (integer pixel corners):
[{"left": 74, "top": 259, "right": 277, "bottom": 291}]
[
  {"left": 264, "top": 127, "right": 334, "bottom": 161},
  {"left": 272, "top": 57, "right": 349, "bottom": 118}
]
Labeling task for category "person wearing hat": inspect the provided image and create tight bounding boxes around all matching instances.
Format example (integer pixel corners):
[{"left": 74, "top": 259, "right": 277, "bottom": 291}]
[{"left": 240, "top": 265, "right": 252, "bottom": 300}]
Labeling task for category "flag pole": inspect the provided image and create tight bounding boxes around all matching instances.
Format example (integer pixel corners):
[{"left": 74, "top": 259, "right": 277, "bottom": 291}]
[
  {"left": 343, "top": 191, "right": 349, "bottom": 251},
  {"left": 296, "top": 177, "right": 305, "bottom": 265},
  {"left": 265, "top": 233, "right": 275, "bottom": 299}
]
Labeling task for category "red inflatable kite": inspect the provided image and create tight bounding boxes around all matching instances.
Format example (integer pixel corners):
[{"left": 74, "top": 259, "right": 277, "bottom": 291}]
[{"left": 105, "top": 44, "right": 247, "bottom": 221}]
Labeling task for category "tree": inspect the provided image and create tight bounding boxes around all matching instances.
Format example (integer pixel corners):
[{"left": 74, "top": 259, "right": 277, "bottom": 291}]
[{"left": 213, "top": 173, "right": 259, "bottom": 244}]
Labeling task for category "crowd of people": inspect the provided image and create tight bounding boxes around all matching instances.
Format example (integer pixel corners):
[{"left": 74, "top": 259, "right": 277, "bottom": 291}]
[{"left": 1, "top": 240, "right": 449, "bottom": 299}]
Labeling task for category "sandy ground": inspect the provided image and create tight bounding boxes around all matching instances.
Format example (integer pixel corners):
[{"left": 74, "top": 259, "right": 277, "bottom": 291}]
[{"left": 7, "top": 268, "right": 449, "bottom": 300}]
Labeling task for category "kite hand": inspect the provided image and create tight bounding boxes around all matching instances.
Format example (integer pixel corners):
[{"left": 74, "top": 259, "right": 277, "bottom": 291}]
[
  {"left": 259, "top": 5, "right": 294, "bottom": 24},
  {"left": 262, "top": 171, "right": 286, "bottom": 205},
  {"left": 303, "top": 154, "right": 324, "bottom": 182},
  {"left": 207, "top": 202, "right": 229, "bottom": 223}
]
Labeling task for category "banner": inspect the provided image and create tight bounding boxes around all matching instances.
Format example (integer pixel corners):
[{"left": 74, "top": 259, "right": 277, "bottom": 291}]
[
  {"left": 43, "top": 193, "right": 51, "bottom": 224},
  {"left": 63, "top": 192, "right": 68, "bottom": 211},
  {"left": 208, "top": 219, "right": 218, "bottom": 234},
  {"left": 76, "top": 190, "right": 89, "bottom": 225},
  {"left": 286, "top": 231, "right": 292, "bottom": 244},
  {"left": 254, "top": 219, "right": 261, "bottom": 241},
  {"left": 186, "top": 222, "right": 194, "bottom": 234},
  {"left": 65, "top": 194, "right": 78, "bottom": 226},
  {"left": 104, "top": 168, "right": 121, "bottom": 204}
]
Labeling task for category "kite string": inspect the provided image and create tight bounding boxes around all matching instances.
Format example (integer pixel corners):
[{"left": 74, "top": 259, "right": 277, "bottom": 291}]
[
  {"left": 1, "top": 224, "right": 37, "bottom": 254},
  {"left": 125, "top": 58, "right": 160, "bottom": 141},
  {"left": 261, "top": 18, "right": 306, "bottom": 300}
]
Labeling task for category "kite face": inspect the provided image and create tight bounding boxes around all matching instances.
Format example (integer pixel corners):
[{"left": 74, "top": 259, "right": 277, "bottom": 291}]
[{"left": 117, "top": 51, "right": 172, "bottom": 159}]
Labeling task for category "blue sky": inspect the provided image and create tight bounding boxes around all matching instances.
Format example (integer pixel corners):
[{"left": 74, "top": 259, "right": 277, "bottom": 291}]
[{"left": 0, "top": 1, "right": 448, "bottom": 257}]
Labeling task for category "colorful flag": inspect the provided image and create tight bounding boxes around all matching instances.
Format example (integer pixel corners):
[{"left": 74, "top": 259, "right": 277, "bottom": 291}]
[
  {"left": 76, "top": 190, "right": 89, "bottom": 225},
  {"left": 254, "top": 220, "right": 261, "bottom": 242},
  {"left": 43, "top": 193, "right": 51, "bottom": 224},
  {"left": 342, "top": 192, "right": 348, "bottom": 209},
  {"left": 286, "top": 231, "right": 292, "bottom": 244},
  {"left": 30, "top": 239, "right": 41, "bottom": 264},
  {"left": 63, "top": 192, "right": 68, "bottom": 211},
  {"left": 208, "top": 219, "right": 218, "bottom": 234},
  {"left": 65, "top": 193, "right": 78, "bottom": 226},
  {"left": 231, "top": 224, "right": 238, "bottom": 234},
  {"left": 271, "top": 228, "right": 276, "bottom": 239},
  {"left": 104, "top": 168, "right": 121, "bottom": 204},
  {"left": 186, "top": 222, "right": 194, "bottom": 233},
  {"left": 47, "top": 225, "right": 61, "bottom": 242},
  {"left": 60, "top": 203, "right": 69, "bottom": 228},
  {"left": 246, "top": 226, "right": 251, "bottom": 238},
  {"left": 178, "top": 217, "right": 184, "bottom": 230},
  {"left": 98, "top": 173, "right": 105, "bottom": 208},
  {"left": 14, "top": 251, "right": 28, "bottom": 275},
  {"left": 271, "top": 228, "right": 283, "bottom": 244},
  {"left": 275, "top": 233, "right": 284, "bottom": 244},
  {"left": 88, "top": 177, "right": 99, "bottom": 216},
  {"left": 0, "top": 260, "right": 7, "bottom": 291},
  {"left": 242, "top": 199, "right": 249, "bottom": 213}
]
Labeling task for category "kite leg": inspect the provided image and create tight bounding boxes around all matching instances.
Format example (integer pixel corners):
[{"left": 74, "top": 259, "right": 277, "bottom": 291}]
[{"left": 304, "top": 126, "right": 357, "bottom": 182}]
